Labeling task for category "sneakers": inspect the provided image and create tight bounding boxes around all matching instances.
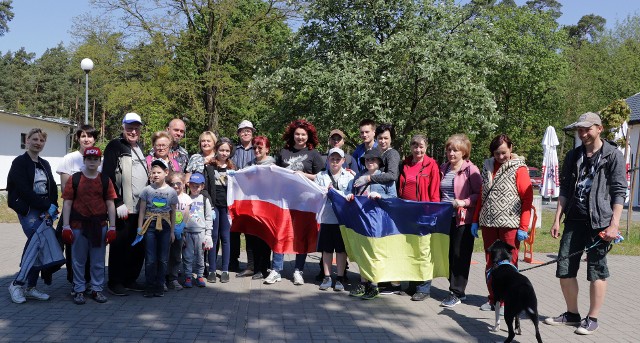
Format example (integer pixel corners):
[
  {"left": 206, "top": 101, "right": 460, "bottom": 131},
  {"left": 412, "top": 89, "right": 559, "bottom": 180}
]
[
  {"left": 334, "top": 280, "right": 345, "bottom": 292},
  {"left": 91, "top": 291, "right": 108, "bottom": 303},
  {"left": 24, "top": 287, "right": 50, "bottom": 301},
  {"left": 143, "top": 289, "right": 154, "bottom": 298},
  {"left": 349, "top": 283, "right": 367, "bottom": 297},
  {"left": 196, "top": 277, "right": 206, "bottom": 288},
  {"left": 575, "top": 317, "right": 599, "bottom": 335},
  {"left": 379, "top": 284, "right": 401, "bottom": 295},
  {"left": 251, "top": 272, "right": 264, "bottom": 280},
  {"left": 73, "top": 292, "right": 86, "bottom": 305},
  {"left": 293, "top": 269, "right": 304, "bottom": 285},
  {"left": 440, "top": 294, "right": 465, "bottom": 308},
  {"left": 480, "top": 301, "right": 504, "bottom": 315},
  {"left": 184, "top": 277, "right": 193, "bottom": 288},
  {"left": 220, "top": 272, "right": 230, "bottom": 283},
  {"left": 361, "top": 285, "right": 380, "bottom": 300},
  {"left": 544, "top": 312, "right": 582, "bottom": 326},
  {"left": 124, "top": 282, "right": 145, "bottom": 292},
  {"left": 206, "top": 273, "right": 217, "bottom": 283},
  {"left": 8, "top": 282, "right": 26, "bottom": 304},
  {"left": 411, "top": 292, "right": 430, "bottom": 301},
  {"left": 264, "top": 270, "right": 282, "bottom": 284},
  {"left": 319, "top": 276, "right": 332, "bottom": 290},
  {"left": 171, "top": 280, "right": 183, "bottom": 290},
  {"left": 108, "top": 284, "right": 128, "bottom": 296}
]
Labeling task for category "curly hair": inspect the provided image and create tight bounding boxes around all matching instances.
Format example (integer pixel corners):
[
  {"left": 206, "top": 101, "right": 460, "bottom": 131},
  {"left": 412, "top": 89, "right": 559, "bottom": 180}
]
[{"left": 282, "top": 119, "right": 319, "bottom": 150}]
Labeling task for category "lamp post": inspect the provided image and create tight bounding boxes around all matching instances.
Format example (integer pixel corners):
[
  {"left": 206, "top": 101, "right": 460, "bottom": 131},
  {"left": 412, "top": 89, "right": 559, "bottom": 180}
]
[{"left": 80, "top": 58, "right": 94, "bottom": 124}]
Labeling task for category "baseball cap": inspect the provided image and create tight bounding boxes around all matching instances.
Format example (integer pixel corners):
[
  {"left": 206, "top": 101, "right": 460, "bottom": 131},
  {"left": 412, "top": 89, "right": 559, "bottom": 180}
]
[
  {"left": 237, "top": 120, "right": 256, "bottom": 132},
  {"left": 329, "top": 129, "right": 345, "bottom": 139},
  {"left": 189, "top": 172, "right": 205, "bottom": 184},
  {"left": 328, "top": 147, "right": 345, "bottom": 158},
  {"left": 362, "top": 149, "right": 384, "bottom": 167},
  {"left": 150, "top": 159, "right": 168, "bottom": 170},
  {"left": 122, "top": 112, "right": 143, "bottom": 125},
  {"left": 564, "top": 112, "right": 602, "bottom": 130},
  {"left": 83, "top": 147, "right": 102, "bottom": 158}
]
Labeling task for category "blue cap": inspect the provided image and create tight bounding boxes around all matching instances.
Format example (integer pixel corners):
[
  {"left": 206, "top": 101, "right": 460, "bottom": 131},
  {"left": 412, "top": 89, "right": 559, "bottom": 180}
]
[{"left": 189, "top": 172, "right": 205, "bottom": 184}]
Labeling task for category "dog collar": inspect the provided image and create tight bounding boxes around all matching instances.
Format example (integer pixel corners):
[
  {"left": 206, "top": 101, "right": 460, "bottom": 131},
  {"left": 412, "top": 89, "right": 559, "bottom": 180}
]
[{"left": 486, "top": 260, "right": 519, "bottom": 282}]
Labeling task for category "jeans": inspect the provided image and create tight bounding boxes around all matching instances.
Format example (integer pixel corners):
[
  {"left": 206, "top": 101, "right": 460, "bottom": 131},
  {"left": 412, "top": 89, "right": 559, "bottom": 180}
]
[
  {"left": 144, "top": 220, "right": 172, "bottom": 291},
  {"left": 209, "top": 206, "right": 230, "bottom": 273},
  {"left": 183, "top": 231, "right": 205, "bottom": 277},
  {"left": 16, "top": 209, "right": 44, "bottom": 287},
  {"left": 271, "top": 253, "right": 307, "bottom": 273},
  {"left": 71, "top": 227, "right": 107, "bottom": 293},
  {"left": 416, "top": 280, "right": 432, "bottom": 294},
  {"left": 166, "top": 237, "right": 183, "bottom": 282}
]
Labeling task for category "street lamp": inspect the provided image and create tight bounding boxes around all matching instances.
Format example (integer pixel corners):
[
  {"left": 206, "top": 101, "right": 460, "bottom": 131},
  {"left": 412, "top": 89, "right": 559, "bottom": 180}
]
[{"left": 80, "top": 58, "right": 94, "bottom": 124}]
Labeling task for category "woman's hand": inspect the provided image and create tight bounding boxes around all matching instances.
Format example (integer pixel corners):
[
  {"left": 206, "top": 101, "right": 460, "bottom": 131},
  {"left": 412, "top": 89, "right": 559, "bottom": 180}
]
[
  {"left": 452, "top": 199, "right": 465, "bottom": 208},
  {"left": 346, "top": 194, "right": 354, "bottom": 201},
  {"left": 368, "top": 192, "right": 381, "bottom": 199}
]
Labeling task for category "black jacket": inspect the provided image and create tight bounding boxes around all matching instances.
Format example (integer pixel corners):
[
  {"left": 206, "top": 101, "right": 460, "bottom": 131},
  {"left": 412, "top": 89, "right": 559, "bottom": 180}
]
[{"left": 7, "top": 152, "right": 58, "bottom": 216}]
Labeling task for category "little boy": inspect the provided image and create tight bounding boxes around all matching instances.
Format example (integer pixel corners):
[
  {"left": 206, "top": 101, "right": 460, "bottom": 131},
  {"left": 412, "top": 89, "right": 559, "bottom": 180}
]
[
  {"left": 308, "top": 148, "right": 353, "bottom": 292},
  {"left": 61, "top": 147, "right": 117, "bottom": 305},
  {"left": 346, "top": 148, "right": 397, "bottom": 300},
  {"left": 183, "top": 173, "right": 214, "bottom": 288},
  {"left": 138, "top": 159, "right": 178, "bottom": 297}
]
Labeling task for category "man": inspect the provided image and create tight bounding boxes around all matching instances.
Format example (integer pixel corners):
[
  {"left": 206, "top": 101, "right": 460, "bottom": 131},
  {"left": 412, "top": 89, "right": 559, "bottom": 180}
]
[
  {"left": 321, "top": 129, "right": 357, "bottom": 172},
  {"left": 352, "top": 119, "right": 377, "bottom": 173},
  {"left": 231, "top": 120, "right": 256, "bottom": 274},
  {"left": 545, "top": 112, "right": 627, "bottom": 335},
  {"left": 150, "top": 119, "right": 188, "bottom": 172},
  {"left": 102, "top": 112, "right": 149, "bottom": 295}
]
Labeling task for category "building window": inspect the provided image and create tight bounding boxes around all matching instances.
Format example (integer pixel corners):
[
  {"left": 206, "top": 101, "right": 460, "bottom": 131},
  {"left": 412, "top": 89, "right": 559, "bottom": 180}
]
[{"left": 20, "top": 133, "right": 26, "bottom": 149}]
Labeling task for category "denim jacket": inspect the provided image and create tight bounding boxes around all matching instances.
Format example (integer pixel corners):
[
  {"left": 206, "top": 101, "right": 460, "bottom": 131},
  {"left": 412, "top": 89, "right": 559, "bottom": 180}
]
[{"left": 347, "top": 170, "right": 397, "bottom": 198}]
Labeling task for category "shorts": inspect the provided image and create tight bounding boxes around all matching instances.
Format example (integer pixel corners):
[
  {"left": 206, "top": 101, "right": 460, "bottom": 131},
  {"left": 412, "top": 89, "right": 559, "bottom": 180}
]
[
  {"left": 316, "top": 224, "right": 346, "bottom": 253},
  {"left": 556, "top": 220, "right": 611, "bottom": 281}
]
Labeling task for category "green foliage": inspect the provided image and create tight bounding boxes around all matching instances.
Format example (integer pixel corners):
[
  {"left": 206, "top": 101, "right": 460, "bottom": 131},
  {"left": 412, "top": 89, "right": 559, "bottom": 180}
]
[
  {"left": 600, "top": 99, "right": 631, "bottom": 143},
  {"left": 0, "top": 0, "right": 13, "bottom": 36}
]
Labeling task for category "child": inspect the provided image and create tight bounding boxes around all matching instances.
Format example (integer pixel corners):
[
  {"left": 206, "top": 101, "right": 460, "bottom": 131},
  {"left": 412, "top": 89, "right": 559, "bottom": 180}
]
[
  {"left": 183, "top": 172, "right": 214, "bottom": 288},
  {"left": 166, "top": 172, "right": 191, "bottom": 291},
  {"left": 307, "top": 148, "right": 354, "bottom": 292},
  {"left": 138, "top": 159, "right": 179, "bottom": 297},
  {"left": 204, "top": 138, "right": 236, "bottom": 283},
  {"left": 346, "top": 148, "right": 397, "bottom": 300},
  {"left": 61, "top": 147, "right": 117, "bottom": 305}
]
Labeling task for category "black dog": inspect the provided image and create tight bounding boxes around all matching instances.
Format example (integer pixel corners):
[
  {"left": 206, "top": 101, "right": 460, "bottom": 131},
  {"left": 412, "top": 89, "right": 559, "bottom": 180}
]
[{"left": 487, "top": 239, "right": 542, "bottom": 343}]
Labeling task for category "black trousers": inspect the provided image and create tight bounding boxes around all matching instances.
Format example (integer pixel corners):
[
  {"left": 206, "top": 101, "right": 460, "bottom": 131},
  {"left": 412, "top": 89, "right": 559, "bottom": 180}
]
[
  {"left": 448, "top": 222, "right": 475, "bottom": 297},
  {"left": 246, "top": 234, "right": 271, "bottom": 276},
  {"left": 230, "top": 232, "right": 252, "bottom": 270},
  {"left": 108, "top": 214, "right": 145, "bottom": 287}
]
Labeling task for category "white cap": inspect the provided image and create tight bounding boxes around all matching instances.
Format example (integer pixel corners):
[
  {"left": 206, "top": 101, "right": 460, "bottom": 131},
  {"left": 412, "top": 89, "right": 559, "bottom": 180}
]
[
  {"left": 122, "top": 112, "right": 143, "bottom": 125},
  {"left": 237, "top": 120, "right": 255, "bottom": 132},
  {"left": 328, "top": 147, "right": 345, "bottom": 158}
]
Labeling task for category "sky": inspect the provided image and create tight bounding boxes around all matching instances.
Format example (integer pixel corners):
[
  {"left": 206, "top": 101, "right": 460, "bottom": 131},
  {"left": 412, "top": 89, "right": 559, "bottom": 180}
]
[{"left": 1, "top": 0, "right": 639, "bottom": 58}]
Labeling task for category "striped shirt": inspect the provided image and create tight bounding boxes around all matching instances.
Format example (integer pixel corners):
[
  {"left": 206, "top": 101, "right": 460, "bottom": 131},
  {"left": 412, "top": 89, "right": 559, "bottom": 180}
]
[{"left": 440, "top": 167, "right": 456, "bottom": 203}]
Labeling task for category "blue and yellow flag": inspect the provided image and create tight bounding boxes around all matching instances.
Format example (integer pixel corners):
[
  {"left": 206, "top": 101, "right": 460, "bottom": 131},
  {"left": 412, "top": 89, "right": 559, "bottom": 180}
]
[{"left": 328, "top": 189, "right": 454, "bottom": 283}]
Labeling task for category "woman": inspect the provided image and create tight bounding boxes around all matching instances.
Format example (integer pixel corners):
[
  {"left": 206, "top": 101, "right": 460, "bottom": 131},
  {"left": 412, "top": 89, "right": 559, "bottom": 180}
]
[
  {"left": 397, "top": 134, "right": 441, "bottom": 301},
  {"left": 204, "top": 138, "right": 236, "bottom": 283},
  {"left": 56, "top": 125, "right": 100, "bottom": 290},
  {"left": 185, "top": 131, "right": 218, "bottom": 181},
  {"left": 7, "top": 128, "right": 60, "bottom": 304},
  {"left": 245, "top": 136, "right": 277, "bottom": 281},
  {"left": 471, "top": 134, "right": 533, "bottom": 311},
  {"left": 272, "top": 119, "right": 323, "bottom": 285},
  {"left": 146, "top": 131, "right": 180, "bottom": 172},
  {"left": 439, "top": 134, "right": 482, "bottom": 308},
  {"left": 353, "top": 123, "right": 401, "bottom": 190}
]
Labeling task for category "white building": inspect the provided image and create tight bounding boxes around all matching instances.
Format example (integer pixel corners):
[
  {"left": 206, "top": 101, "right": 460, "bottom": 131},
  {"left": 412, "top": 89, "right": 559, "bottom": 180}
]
[
  {"left": 624, "top": 93, "right": 640, "bottom": 206},
  {"left": 0, "top": 109, "right": 75, "bottom": 189}
]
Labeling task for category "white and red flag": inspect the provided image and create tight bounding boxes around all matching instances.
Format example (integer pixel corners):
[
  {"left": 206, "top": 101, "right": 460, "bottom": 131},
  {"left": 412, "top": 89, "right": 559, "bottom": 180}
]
[{"left": 227, "top": 165, "right": 326, "bottom": 254}]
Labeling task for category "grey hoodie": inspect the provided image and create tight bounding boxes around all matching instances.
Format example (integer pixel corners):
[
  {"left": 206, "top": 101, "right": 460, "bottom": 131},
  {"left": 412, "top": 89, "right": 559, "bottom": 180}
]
[{"left": 559, "top": 139, "right": 627, "bottom": 229}]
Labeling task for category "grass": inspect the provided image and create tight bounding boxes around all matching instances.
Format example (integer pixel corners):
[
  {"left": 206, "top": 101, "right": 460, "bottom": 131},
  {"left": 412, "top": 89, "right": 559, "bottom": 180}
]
[
  {"left": 2, "top": 197, "right": 639, "bottom": 255},
  {"left": 472, "top": 208, "right": 640, "bottom": 256}
]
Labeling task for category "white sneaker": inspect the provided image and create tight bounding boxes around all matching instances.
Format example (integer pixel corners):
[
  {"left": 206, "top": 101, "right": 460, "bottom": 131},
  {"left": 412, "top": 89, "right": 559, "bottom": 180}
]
[
  {"left": 319, "top": 276, "right": 332, "bottom": 290},
  {"left": 9, "top": 282, "right": 26, "bottom": 304},
  {"left": 334, "top": 280, "right": 345, "bottom": 292},
  {"left": 293, "top": 269, "right": 304, "bottom": 285},
  {"left": 264, "top": 270, "right": 282, "bottom": 284},
  {"left": 171, "top": 280, "right": 183, "bottom": 291},
  {"left": 24, "top": 287, "right": 50, "bottom": 301}
]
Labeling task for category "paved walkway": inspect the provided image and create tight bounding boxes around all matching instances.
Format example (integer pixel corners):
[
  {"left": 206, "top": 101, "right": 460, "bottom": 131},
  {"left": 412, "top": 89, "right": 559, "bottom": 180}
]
[{"left": 0, "top": 222, "right": 636, "bottom": 342}]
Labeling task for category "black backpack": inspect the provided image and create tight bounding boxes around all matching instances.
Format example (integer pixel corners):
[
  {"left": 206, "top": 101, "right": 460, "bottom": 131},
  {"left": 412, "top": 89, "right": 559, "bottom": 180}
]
[{"left": 71, "top": 172, "right": 111, "bottom": 201}]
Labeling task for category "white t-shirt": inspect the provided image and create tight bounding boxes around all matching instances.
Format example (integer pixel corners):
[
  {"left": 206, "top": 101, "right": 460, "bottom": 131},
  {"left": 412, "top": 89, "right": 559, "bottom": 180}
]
[{"left": 56, "top": 150, "right": 102, "bottom": 175}]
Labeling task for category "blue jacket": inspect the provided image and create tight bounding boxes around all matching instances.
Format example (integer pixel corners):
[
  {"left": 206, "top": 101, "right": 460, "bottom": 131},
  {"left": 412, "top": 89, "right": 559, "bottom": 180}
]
[{"left": 347, "top": 170, "right": 397, "bottom": 198}]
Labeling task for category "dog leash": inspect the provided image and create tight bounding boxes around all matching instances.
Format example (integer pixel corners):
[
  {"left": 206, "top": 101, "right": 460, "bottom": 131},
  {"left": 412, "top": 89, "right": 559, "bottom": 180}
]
[{"left": 519, "top": 238, "right": 609, "bottom": 273}]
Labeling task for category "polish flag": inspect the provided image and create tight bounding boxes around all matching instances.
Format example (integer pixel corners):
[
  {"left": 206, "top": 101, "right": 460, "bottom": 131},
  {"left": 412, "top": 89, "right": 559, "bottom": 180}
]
[{"left": 227, "top": 165, "right": 326, "bottom": 254}]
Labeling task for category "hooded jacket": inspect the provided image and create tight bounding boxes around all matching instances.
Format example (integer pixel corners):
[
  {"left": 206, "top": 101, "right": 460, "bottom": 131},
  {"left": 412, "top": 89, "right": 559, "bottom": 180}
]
[{"left": 440, "top": 159, "right": 482, "bottom": 226}]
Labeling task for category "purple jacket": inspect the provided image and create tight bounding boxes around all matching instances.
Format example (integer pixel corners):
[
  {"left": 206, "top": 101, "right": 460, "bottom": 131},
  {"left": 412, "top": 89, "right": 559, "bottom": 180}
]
[{"left": 440, "top": 160, "right": 482, "bottom": 226}]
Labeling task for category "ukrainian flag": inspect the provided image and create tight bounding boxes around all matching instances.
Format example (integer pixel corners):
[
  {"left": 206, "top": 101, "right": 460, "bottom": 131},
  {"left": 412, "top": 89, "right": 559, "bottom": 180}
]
[{"left": 328, "top": 189, "right": 453, "bottom": 283}]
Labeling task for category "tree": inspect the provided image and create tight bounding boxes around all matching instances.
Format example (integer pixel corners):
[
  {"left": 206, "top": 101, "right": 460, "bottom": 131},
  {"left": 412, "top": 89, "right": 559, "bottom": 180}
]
[
  {"left": 33, "top": 44, "right": 76, "bottom": 117},
  {"left": 525, "top": 0, "right": 562, "bottom": 20},
  {"left": 0, "top": 0, "right": 13, "bottom": 36},
  {"left": 566, "top": 14, "right": 606, "bottom": 46},
  {"left": 0, "top": 48, "right": 37, "bottom": 113}
]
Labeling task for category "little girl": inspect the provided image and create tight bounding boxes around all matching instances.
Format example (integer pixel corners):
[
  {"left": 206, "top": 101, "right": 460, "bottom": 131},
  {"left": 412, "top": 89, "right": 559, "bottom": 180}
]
[
  {"left": 166, "top": 172, "right": 191, "bottom": 291},
  {"left": 204, "top": 138, "right": 236, "bottom": 283},
  {"left": 138, "top": 160, "right": 178, "bottom": 297}
]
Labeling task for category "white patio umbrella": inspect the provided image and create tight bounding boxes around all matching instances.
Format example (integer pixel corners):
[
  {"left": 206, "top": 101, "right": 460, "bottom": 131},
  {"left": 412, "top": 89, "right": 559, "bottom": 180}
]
[{"left": 541, "top": 126, "right": 560, "bottom": 198}]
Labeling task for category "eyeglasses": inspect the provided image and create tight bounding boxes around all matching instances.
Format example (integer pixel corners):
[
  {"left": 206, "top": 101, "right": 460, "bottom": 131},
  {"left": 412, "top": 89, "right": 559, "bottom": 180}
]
[
  {"left": 124, "top": 126, "right": 141, "bottom": 132},
  {"left": 155, "top": 144, "right": 169, "bottom": 149},
  {"left": 169, "top": 182, "right": 183, "bottom": 187}
]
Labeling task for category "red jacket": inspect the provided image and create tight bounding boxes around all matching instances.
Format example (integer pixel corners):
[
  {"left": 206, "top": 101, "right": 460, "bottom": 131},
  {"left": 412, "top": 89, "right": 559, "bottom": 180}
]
[{"left": 398, "top": 156, "right": 441, "bottom": 202}]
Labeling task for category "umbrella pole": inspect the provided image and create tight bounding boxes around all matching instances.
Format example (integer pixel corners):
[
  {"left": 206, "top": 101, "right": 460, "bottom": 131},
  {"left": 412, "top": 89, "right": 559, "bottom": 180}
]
[{"left": 627, "top": 133, "right": 640, "bottom": 237}]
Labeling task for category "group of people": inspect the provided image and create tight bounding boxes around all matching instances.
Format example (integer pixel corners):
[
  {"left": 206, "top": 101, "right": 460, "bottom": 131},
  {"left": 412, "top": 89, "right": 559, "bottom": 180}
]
[{"left": 6, "top": 111, "right": 625, "bottom": 336}]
